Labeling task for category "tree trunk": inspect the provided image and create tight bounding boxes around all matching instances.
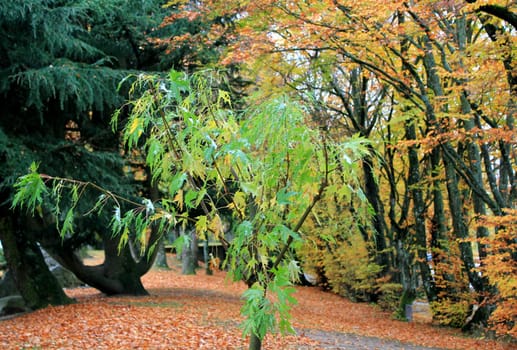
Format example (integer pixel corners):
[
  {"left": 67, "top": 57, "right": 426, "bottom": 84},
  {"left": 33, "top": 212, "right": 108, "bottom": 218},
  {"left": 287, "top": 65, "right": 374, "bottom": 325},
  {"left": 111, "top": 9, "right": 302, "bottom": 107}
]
[
  {"left": 249, "top": 332, "right": 262, "bottom": 350},
  {"left": 0, "top": 214, "right": 73, "bottom": 309},
  {"left": 362, "top": 152, "right": 391, "bottom": 274},
  {"left": 394, "top": 236, "right": 417, "bottom": 320},
  {"left": 442, "top": 152, "right": 485, "bottom": 292},
  {"left": 405, "top": 121, "right": 437, "bottom": 302},
  {"left": 181, "top": 229, "right": 197, "bottom": 275},
  {"left": 153, "top": 238, "right": 170, "bottom": 269},
  {"left": 203, "top": 239, "right": 213, "bottom": 275},
  {"left": 41, "top": 226, "right": 161, "bottom": 296}
]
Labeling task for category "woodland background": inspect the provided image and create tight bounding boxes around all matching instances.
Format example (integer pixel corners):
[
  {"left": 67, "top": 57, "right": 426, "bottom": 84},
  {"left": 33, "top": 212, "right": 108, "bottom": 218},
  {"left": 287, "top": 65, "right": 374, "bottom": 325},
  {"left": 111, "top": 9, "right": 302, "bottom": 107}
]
[{"left": 0, "top": 1, "right": 515, "bottom": 349}]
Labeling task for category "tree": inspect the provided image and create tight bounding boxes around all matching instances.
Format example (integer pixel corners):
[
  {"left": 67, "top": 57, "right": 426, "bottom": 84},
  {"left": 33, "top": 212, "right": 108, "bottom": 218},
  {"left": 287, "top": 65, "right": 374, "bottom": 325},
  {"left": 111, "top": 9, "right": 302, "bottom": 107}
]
[
  {"left": 0, "top": 0, "right": 170, "bottom": 306},
  {"left": 201, "top": 0, "right": 516, "bottom": 335},
  {"left": 15, "top": 69, "right": 369, "bottom": 350}
]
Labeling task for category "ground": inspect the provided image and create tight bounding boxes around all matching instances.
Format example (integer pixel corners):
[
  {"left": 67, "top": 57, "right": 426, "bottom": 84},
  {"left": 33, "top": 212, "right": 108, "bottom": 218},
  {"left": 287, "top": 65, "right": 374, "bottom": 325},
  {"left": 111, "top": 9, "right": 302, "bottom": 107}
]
[{"left": 0, "top": 253, "right": 514, "bottom": 349}]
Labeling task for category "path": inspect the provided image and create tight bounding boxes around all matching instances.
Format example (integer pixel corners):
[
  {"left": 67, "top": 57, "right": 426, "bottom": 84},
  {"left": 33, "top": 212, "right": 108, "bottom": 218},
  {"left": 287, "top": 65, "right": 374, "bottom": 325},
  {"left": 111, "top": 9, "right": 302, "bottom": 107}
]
[{"left": 301, "top": 329, "right": 448, "bottom": 350}]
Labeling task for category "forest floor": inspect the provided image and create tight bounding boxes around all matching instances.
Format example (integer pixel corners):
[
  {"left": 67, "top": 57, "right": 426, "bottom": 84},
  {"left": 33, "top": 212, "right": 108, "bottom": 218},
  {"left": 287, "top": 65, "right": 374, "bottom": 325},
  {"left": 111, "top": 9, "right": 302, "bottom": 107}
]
[{"left": 0, "top": 253, "right": 515, "bottom": 350}]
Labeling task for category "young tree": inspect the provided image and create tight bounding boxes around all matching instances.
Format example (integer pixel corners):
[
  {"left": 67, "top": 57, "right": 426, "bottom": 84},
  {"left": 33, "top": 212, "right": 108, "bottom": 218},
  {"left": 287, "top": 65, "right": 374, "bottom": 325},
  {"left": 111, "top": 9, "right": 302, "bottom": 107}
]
[{"left": 15, "top": 69, "right": 369, "bottom": 349}]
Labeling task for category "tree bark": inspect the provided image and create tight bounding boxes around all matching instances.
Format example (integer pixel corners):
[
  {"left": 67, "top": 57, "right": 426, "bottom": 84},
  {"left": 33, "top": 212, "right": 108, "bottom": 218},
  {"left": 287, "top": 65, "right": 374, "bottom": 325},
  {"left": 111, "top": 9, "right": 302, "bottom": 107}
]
[
  {"left": 181, "top": 229, "right": 198, "bottom": 275},
  {"left": 249, "top": 332, "right": 262, "bottom": 350},
  {"left": 442, "top": 153, "right": 485, "bottom": 292},
  {"left": 153, "top": 238, "right": 170, "bottom": 269},
  {"left": 0, "top": 214, "right": 73, "bottom": 309},
  {"left": 362, "top": 152, "right": 390, "bottom": 273},
  {"left": 405, "top": 121, "right": 437, "bottom": 302},
  {"left": 41, "top": 225, "right": 161, "bottom": 296}
]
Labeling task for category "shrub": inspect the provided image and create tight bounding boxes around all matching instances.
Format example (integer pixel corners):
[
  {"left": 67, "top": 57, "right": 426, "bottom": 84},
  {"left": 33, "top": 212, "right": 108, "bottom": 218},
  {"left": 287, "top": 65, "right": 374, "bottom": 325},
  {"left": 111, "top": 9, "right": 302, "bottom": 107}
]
[{"left": 323, "top": 233, "right": 382, "bottom": 302}]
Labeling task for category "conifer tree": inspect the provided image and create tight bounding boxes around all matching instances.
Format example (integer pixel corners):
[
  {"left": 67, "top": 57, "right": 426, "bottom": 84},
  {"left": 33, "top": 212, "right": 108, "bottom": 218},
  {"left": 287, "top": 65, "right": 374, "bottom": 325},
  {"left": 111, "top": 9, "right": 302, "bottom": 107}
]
[{"left": 0, "top": 0, "right": 170, "bottom": 306}]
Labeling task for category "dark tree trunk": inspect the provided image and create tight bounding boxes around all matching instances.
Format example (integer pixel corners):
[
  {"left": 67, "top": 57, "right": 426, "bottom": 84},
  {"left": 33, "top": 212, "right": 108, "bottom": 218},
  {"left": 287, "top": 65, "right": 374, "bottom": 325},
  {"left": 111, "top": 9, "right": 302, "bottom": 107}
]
[
  {"left": 405, "top": 121, "right": 437, "bottom": 303},
  {"left": 362, "top": 152, "right": 391, "bottom": 274},
  {"left": 442, "top": 152, "right": 485, "bottom": 292},
  {"left": 249, "top": 332, "right": 262, "bottom": 350},
  {"left": 394, "top": 235, "right": 417, "bottom": 320},
  {"left": 0, "top": 214, "right": 73, "bottom": 309},
  {"left": 40, "top": 222, "right": 162, "bottom": 296},
  {"left": 203, "top": 239, "right": 213, "bottom": 275}
]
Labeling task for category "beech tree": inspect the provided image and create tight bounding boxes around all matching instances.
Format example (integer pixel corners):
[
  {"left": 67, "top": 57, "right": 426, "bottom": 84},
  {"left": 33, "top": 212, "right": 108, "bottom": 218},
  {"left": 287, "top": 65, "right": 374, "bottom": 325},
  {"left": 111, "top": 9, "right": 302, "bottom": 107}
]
[{"left": 193, "top": 0, "right": 516, "bottom": 335}]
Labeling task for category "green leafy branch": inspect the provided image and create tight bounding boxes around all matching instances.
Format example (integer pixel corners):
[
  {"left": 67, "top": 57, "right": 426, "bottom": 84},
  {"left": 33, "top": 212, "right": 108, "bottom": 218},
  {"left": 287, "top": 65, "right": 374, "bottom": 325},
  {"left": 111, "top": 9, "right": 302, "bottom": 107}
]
[{"left": 11, "top": 162, "right": 178, "bottom": 256}]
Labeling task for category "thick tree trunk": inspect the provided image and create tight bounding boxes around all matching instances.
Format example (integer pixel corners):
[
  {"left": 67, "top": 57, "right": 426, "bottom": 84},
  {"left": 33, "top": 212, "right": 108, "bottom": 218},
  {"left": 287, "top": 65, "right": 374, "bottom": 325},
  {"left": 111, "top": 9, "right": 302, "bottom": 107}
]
[
  {"left": 0, "top": 214, "right": 73, "bottom": 309},
  {"left": 42, "top": 227, "right": 161, "bottom": 296}
]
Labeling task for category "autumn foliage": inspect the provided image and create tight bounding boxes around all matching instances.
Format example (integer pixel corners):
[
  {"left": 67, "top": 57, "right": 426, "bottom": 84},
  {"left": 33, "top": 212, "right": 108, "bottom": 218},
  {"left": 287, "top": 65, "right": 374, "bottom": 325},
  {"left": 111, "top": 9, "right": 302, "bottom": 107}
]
[
  {"left": 183, "top": 0, "right": 517, "bottom": 338},
  {"left": 4, "top": 0, "right": 516, "bottom": 347}
]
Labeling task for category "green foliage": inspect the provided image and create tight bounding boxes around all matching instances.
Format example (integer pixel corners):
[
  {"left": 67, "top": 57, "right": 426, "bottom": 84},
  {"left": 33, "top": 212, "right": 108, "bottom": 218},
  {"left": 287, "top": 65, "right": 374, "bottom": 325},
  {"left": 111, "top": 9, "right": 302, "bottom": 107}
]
[
  {"left": 430, "top": 299, "right": 471, "bottom": 328},
  {"left": 297, "top": 183, "right": 381, "bottom": 302},
  {"left": 13, "top": 67, "right": 368, "bottom": 344},
  {"left": 109, "top": 69, "right": 369, "bottom": 343},
  {"left": 322, "top": 232, "right": 382, "bottom": 302},
  {"left": 1, "top": 1, "right": 115, "bottom": 113},
  {"left": 11, "top": 163, "right": 48, "bottom": 214},
  {"left": 377, "top": 283, "right": 404, "bottom": 313},
  {"left": 0, "top": 0, "right": 173, "bottom": 254}
]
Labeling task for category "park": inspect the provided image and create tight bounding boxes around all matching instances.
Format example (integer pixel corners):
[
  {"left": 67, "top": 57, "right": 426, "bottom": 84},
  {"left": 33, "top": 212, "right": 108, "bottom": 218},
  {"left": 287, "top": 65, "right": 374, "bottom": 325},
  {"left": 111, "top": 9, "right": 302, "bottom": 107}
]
[{"left": 0, "top": 1, "right": 516, "bottom": 349}]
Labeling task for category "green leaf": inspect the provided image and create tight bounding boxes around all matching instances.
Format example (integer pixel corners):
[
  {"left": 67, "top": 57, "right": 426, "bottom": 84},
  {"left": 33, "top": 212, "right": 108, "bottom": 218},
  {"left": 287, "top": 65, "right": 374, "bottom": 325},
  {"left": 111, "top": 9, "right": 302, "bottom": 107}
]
[
  {"left": 184, "top": 189, "right": 199, "bottom": 209},
  {"left": 60, "top": 207, "right": 75, "bottom": 237},
  {"left": 171, "top": 234, "right": 190, "bottom": 256},
  {"left": 169, "top": 172, "right": 187, "bottom": 196},
  {"left": 276, "top": 188, "right": 298, "bottom": 206},
  {"left": 236, "top": 220, "right": 253, "bottom": 238},
  {"left": 11, "top": 162, "right": 48, "bottom": 213}
]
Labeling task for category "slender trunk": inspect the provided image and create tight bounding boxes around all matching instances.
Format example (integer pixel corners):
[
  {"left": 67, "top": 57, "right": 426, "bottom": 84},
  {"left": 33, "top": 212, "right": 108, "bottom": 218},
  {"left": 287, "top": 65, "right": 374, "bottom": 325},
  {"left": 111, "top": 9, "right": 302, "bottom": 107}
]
[
  {"left": 442, "top": 151, "right": 484, "bottom": 292},
  {"left": 397, "top": 10, "right": 436, "bottom": 303},
  {"left": 394, "top": 234, "right": 417, "bottom": 319},
  {"left": 362, "top": 152, "right": 390, "bottom": 274},
  {"left": 153, "top": 238, "right": 170, "bottom": 269},
  {"left": 203, "top": 239, "right": 213, "bottom": 275},
  {"left": 249, "top": 333, "right": 261, "bottom": 350},
  {"left": 461, "top": 96, "right": 490, "bottom": 263},
  {"left": 405, "top": 121, "right": 436, "bottom": 302}
]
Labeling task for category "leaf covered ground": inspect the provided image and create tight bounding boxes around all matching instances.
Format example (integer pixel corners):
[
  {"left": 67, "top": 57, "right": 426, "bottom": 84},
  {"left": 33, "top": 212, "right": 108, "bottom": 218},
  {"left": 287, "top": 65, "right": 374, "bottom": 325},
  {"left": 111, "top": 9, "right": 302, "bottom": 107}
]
[{"left": 0, "top": 255, "right": 514, "bottom": 349}]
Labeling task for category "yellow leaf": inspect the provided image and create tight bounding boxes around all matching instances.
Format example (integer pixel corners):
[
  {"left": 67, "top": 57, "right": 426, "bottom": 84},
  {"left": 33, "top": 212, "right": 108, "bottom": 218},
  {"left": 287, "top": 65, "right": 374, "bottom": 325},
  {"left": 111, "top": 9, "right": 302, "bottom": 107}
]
[
  {"left": 233, "top": 191, "right": 246, "bottom": 216},
  {"left": 173, "top": 189, "right": 184, "bottom": 211},
  {"left": 195, "top": 215, "right": 208, "bottom": 238},
  {"left": 209, "top": 214, "right": 224, "bottom": 239},
  {"left": 129, "top": 117, "right": 141, "bottom": 135}
]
